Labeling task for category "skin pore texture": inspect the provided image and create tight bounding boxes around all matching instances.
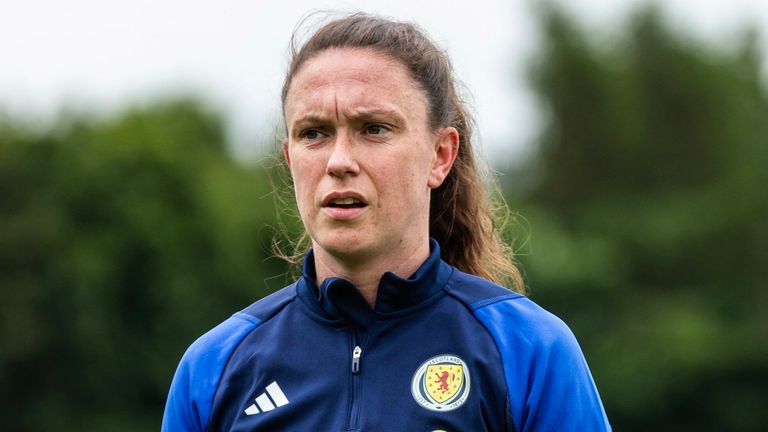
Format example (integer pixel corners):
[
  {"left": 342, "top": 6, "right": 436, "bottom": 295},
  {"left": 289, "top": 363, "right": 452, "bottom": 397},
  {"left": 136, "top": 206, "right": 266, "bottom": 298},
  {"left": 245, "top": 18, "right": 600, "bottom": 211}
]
[{"left": 283, "top": 47, "right": 459, "bottom": 307}]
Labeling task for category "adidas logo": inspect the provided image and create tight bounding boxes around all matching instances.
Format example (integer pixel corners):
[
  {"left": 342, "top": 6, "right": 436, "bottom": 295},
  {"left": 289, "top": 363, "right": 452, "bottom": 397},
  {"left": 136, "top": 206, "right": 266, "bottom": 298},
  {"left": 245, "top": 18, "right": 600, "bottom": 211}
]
[{"left": 244, "top": 381, "right": 289, "bottom": 415}]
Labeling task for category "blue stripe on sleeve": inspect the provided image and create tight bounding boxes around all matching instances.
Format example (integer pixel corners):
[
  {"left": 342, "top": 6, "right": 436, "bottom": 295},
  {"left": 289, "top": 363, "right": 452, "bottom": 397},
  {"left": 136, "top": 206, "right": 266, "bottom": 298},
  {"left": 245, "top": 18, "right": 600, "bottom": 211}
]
[
  {"left": 473, "top": 297, "right": 611, "bottom": 432},
  {"left": 162, "top": 313, "right": 261, "bottom": 431}
]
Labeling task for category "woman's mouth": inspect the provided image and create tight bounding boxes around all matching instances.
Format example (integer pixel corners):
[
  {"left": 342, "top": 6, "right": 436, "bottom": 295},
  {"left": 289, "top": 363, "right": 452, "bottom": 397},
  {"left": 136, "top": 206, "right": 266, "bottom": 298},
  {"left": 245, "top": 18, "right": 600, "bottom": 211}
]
[
  {"left": 327, "top": 197, "right": 366, "bottom": 209},
  {"left": 322, "top": 194, "right": 369, "bottom": 221}
]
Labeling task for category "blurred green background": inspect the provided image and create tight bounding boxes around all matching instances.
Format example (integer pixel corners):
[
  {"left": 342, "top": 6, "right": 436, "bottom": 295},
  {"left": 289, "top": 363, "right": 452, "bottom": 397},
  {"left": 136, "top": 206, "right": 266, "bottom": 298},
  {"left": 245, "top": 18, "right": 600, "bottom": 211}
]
[{"left": 2, "top": 5, "right": 766, "bottom": 431}]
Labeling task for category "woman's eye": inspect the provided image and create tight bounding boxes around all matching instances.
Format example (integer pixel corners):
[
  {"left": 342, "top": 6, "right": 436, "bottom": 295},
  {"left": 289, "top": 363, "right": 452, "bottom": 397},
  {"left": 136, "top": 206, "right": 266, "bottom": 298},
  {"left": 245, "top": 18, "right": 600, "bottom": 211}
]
[
  {"left": 301, "top": 129, "right": 323, "bottom": 140},
  {"left": 366, "top": 124, "right": 389, "bottom": 135}
]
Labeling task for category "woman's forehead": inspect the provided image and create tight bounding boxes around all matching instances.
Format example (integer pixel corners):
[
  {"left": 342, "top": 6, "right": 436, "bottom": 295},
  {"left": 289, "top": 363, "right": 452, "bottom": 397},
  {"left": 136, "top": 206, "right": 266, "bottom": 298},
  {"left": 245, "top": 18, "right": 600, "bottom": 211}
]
[
  {"left": 284, "top": 48, "right": 428, "bottom": 123},
  {"left": 293, "top": 47, "right": 405, "bottom": 80}
]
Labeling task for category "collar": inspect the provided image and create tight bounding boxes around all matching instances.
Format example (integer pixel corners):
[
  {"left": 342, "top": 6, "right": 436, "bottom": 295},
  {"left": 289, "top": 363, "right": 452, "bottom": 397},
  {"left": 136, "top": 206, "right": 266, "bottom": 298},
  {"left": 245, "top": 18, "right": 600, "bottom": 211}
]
[{"left": 296, "top": 238, "right": 453, "bottom": 329}]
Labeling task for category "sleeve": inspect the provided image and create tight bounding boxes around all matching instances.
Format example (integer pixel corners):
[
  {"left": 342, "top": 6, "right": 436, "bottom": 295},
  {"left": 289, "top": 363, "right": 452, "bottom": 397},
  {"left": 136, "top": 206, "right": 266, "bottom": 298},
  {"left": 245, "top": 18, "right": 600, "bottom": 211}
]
[
  {"left": 473, "top": 297, "right": 611, "bottom": 432},
  {"left": 162, "top": 314, "right": 261, "bottom": 432}
]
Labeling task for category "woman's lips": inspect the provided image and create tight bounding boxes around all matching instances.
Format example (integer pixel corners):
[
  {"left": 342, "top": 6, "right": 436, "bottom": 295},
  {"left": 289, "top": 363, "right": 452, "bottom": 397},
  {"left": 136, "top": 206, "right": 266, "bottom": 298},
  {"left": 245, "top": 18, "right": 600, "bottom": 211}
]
[
  {"left": 321, "top": 191, "right": 369, "bottom": 221},
  {"left": 321, "top": 204, "right": 368, "bottom": 221},
  {"left": 321, "top": 191, "right": 368, "bottom": 207}
]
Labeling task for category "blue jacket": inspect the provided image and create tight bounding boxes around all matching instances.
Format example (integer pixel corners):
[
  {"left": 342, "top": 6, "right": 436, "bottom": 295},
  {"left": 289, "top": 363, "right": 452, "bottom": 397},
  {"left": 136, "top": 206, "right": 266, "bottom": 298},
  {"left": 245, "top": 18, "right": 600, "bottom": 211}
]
[{"left": 163, "top": 242, "right": 610, "bottom": 431}]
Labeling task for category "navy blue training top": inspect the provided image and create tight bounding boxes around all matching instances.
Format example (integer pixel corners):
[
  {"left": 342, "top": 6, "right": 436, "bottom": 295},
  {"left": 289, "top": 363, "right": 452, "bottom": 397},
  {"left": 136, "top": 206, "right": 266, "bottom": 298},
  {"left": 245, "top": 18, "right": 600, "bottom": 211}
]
[{"left": 162, "top": 241, "right": 611, "bottom": 431}]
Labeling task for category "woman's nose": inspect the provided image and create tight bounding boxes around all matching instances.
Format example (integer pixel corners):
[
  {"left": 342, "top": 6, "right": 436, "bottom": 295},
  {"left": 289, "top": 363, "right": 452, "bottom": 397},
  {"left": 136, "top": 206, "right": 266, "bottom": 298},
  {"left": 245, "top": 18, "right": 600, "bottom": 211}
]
[{"left": 325, "top": 131, "right": 360, "bottom": 178}]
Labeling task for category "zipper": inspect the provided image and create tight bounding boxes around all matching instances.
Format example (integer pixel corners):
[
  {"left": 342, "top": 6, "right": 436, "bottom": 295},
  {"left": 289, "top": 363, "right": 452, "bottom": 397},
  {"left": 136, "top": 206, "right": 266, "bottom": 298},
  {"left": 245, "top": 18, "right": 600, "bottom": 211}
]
[
  {"left": 352, "top": 345, "right": 362, "bottom": 374},
  {"left": 347, "top": 335, "right": 364, "bottom": 430}
]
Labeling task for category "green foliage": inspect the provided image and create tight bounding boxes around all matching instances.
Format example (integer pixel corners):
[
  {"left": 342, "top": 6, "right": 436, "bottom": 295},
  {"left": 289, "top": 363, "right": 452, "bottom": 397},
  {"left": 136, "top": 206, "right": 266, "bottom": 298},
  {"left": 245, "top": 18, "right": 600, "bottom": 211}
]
[
  {"left": 507, "top": 6, "right": 768, "bottom": 431},
  {"left": 0, "top": 98, "right": 289, "bottom": 430},
  {"left": 1, "top": 5, "right": 767, "bottom": 431}
]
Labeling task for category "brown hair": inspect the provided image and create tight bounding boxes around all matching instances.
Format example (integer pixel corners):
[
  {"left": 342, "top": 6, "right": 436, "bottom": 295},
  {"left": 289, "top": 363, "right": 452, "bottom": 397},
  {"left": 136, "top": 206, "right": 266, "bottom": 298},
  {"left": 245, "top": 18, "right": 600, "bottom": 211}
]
[{"left": 278, "top": 12, "right": 524, "bottom": 292}]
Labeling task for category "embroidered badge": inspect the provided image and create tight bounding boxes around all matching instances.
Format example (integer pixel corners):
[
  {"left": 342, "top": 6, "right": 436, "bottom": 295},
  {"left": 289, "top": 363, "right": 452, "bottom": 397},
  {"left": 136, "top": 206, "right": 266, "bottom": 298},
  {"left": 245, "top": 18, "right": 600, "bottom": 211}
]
[{"left": 411, "top": 354, "right": 470, "bottom": 411}]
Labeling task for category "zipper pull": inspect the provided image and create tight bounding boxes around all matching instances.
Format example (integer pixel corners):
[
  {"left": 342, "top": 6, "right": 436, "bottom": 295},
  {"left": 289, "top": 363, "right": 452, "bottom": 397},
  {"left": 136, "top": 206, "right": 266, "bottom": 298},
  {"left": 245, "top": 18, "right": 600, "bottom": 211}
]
[{"left": 351, "top": 345, "right": 362, "bottom": 374}]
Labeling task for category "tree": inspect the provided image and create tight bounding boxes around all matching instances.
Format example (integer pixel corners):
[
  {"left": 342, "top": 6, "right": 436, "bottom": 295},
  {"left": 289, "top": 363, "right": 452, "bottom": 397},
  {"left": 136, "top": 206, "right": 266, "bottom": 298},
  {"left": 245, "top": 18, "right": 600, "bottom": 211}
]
[
  {"left": 0, "top": 98, "right": 288, "bottom": 430},
  {"left": 506, "top": 6, "right": 768, "bottom": 430}
]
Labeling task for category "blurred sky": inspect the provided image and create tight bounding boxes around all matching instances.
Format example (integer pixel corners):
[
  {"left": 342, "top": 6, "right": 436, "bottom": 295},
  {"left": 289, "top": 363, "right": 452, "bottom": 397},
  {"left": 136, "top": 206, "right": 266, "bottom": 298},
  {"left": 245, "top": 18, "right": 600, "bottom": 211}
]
[{"left": 1, "top": 0, "right": 767, "bottom": 161}]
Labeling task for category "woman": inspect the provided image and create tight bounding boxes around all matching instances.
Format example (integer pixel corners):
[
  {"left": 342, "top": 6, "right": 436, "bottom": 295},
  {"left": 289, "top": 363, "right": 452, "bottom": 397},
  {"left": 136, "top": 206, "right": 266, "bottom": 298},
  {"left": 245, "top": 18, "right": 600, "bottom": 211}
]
[{"left": 163, "top": 13, "right": 610, "bottom": 431}]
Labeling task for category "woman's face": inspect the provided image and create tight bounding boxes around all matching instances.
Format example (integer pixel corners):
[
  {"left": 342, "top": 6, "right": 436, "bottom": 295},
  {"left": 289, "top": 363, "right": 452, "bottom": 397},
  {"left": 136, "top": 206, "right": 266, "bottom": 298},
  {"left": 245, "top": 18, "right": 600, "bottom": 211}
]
[{"left": 283, "top": 47, "right": 457, "bottom": 264}]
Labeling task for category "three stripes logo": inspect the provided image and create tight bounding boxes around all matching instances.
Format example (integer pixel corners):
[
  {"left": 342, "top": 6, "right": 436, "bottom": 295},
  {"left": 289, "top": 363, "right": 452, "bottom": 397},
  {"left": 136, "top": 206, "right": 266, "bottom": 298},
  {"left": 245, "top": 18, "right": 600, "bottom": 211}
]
[{"left": 244, "top": 381, "right": 289, "bottom": 415}]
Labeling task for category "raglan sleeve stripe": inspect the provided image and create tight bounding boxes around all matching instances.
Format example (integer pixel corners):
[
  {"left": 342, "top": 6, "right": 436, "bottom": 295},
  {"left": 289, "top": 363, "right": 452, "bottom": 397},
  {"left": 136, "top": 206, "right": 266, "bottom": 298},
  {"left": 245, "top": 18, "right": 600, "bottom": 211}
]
[
  {"left": 473, "top": 297, "right": 611, "bottom": 432},
  {"left": 161, "top": 313, "right": 261, "bottom": 432}
]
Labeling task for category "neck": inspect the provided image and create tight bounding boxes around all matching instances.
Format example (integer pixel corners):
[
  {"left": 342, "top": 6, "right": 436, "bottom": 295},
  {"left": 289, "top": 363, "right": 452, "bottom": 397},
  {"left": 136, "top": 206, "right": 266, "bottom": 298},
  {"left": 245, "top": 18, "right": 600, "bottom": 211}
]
[{"left": 312, "top": 239, "right": 431, "bottom": 307}]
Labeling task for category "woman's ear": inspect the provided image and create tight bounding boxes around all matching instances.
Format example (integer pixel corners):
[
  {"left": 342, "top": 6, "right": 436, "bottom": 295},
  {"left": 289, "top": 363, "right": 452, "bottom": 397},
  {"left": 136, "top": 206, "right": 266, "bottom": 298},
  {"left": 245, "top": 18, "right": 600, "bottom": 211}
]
[
  {"left": 428, "top": 127, "right": 459, "bottom": 189},
  {"left": 283, "top": 138, "right": 292, "bottom": 170}
]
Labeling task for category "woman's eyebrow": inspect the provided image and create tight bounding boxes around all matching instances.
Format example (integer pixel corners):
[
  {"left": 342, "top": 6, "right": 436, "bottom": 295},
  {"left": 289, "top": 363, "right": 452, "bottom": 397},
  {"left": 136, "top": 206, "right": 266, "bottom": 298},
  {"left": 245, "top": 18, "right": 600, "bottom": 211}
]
[
  {"left": 293, "top": 108, "right": 406, "bottom": 126},
  {"left": 290, "top": 113, "right": 331, "bottom": 128},
  {"left": 349, "top": 107, "right": 406, "bottom": 124}
]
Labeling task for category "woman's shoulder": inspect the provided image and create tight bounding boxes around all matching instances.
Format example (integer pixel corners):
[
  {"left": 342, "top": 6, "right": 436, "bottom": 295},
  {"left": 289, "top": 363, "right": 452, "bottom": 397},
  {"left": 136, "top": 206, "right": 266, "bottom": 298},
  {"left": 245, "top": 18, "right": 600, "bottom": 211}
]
[
  {"left": 162, "top": 283, "right": 300, "bottom": 431},
  {"left": 446, "top": 268, "right": 610, "bottom": 431},
  {"left": 177, "top": 283, "right": 299, "bottom": 377},
  {"left": 447, "top": 269, "right": 574, "bottom": 347}
]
